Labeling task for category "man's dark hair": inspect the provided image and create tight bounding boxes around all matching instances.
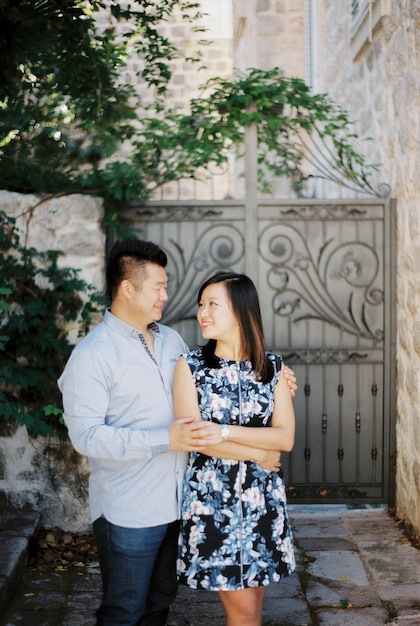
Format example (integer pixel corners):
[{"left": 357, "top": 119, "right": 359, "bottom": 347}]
[{"left": 106, "top": 239, "right": 167, "bottom": 301}]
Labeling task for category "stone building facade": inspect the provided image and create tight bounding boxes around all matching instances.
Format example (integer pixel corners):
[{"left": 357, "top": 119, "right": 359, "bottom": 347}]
[
  {"left": 314, "top": 0, "right": 420, "bottom": 539},
  {"left": 1, "top": 1, "right": 419, "bottom": 535}
]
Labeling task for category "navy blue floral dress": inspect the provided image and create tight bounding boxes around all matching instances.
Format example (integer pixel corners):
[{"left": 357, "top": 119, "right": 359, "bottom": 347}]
[{"left": 177, "top": 349, "right": 295, "bottom": 591}]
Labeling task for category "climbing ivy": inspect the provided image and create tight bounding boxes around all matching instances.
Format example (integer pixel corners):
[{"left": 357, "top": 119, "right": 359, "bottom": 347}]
[{"left": 0, "top": 211, "right": 105, "bottom": 439}]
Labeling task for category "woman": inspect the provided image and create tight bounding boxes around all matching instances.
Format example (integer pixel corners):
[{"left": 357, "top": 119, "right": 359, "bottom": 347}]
[{"left": 173, "top": 272, "right": 296, "bottom": 626}]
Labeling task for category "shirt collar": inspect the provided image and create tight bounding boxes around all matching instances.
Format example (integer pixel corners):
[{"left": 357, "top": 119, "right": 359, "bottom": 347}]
[{"left": 104, "top": 309, "right": 161, "bottom": 338}]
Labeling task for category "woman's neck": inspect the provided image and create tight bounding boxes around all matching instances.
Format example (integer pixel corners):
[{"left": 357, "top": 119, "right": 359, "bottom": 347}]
[{"left": 215, "top": 341, "right": 246, "bottom": 361}]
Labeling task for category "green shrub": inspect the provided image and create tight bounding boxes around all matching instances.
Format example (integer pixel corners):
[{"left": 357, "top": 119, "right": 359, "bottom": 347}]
[{"left": 0, "top": 210, "right": 105, "bottom": 439}]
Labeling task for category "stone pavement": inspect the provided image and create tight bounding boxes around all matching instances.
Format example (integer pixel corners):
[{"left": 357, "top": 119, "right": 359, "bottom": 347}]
[{"left": 0, "top": 506, "right": 419, "bottom": 625}]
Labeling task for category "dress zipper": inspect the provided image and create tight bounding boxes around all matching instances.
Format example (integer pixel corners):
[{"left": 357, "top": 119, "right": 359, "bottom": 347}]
[{"left": 237, "top": 362, "right": 244, "bottom": 588}]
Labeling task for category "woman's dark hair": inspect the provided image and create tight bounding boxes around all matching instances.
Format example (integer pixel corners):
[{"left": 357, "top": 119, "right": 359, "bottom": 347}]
[
  {"left": 198, "top": 272, "right": 274, "bottom": 383},
  {"left": 106, "top": 239, "right": 167, "bottom": 301}
]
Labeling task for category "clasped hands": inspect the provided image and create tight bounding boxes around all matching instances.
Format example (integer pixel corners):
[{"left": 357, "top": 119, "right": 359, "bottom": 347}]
[{"left": 169, "top": 417, "right": 220, "bottom": 452}]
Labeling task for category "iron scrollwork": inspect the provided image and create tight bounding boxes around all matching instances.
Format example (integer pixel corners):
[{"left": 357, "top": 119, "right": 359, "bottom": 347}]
[
  {"left": 281, "top": 205, "right": 368, "bottom": 220},
  {"left": 130, "top": 205, "right": 224, "bottom": 221},
  {"left": 162, "top": 224, "right": 245, "bottom": 325},
  {"left": 283, "top": 348, "right": 368, "bottom": 364},
  {"left": 260, "top": 223, "right": 384, "bottom": 342}
]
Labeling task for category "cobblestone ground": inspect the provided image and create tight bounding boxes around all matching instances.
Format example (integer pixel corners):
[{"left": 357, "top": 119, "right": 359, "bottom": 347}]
[
  {"left": 2, "top": 508, "right": 420, "bottom": 626},
  {"left": 1, "top": 561, "right": 305, "bottom": 626}
]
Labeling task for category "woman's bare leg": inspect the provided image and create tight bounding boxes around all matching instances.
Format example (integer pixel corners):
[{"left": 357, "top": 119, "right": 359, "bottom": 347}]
[{"left": 217, "top": 587, "right": 265, "bottom": 626}]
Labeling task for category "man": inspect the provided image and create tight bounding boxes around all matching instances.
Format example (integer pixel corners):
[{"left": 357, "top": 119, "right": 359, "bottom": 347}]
[{"left": 58, "top": 239, "right": 296, "bottom": 626}]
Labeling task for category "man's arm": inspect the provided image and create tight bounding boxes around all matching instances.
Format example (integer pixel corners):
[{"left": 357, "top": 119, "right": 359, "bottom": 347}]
[{"left": 59, "top": 347, "right": 216, "bottom": 461}]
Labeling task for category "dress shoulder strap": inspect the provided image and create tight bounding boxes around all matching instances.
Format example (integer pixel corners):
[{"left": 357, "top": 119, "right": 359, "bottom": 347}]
[{"left": 268, "top": 352, "right": 283, "bottom": 377}]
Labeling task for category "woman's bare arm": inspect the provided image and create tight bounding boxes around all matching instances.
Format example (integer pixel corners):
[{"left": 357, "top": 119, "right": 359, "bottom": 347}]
[{"left": 172, "top": 357, "right": 282, "bottom": 469}]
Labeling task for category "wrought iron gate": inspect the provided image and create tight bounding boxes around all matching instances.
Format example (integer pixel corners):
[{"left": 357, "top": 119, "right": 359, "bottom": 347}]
[{"left": 124, "top": 197, "right": 396, "bottom": 505}]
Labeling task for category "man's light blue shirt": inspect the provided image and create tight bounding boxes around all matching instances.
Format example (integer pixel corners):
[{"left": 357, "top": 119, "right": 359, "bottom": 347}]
[{"left": 58, "top": 309, "right": 189, "bottom": 528}]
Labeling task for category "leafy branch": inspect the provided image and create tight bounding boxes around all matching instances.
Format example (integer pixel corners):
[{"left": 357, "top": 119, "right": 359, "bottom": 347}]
[
  {"left": 182, "top": 68, "right": 381, "bottom": 196},
  {"left": 0, "top": 5, "right": 381, "bottom": 217}
]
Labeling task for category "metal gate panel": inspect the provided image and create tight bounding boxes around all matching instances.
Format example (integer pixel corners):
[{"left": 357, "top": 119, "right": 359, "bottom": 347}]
[
  {"left": 123, "top": 198, "right": 396, "bottom": 505},
  {"left": 254, "top": 200, "right": 394, "bottom": 503}
]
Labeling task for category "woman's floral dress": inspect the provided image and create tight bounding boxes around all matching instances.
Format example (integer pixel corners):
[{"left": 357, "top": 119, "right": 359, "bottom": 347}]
[{"left": 177, "top": 349, "right": 296, "bottom": 591}]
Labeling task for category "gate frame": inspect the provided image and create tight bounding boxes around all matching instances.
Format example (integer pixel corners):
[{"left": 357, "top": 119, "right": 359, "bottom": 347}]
[{"left": 117, "top": 196, "right": 397, "bottom": 506}]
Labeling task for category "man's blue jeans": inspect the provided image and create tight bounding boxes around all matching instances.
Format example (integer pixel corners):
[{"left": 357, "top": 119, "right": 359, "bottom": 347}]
[{"left": 93, "top": 516, "right": 179, "bottom": 626}]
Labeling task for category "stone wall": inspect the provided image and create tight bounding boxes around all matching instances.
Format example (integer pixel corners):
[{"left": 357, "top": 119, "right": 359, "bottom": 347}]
[
  {"left": 318, "top": 0, "right": 420, "bottom": 532},
  {"left": 233, "top": 0, "right": 305, "bottom": 77},
  {"left": 0, "top": 191, "right": 105, "bottom": 531}
]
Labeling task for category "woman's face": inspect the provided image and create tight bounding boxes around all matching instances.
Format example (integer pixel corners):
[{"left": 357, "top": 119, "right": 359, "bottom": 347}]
[{"left": 197, "top": 282, "right": 239, "bottom": 342}]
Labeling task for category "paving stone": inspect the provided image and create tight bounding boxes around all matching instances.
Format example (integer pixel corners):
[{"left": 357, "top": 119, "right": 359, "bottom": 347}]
[
  {"left": 306, "top": 550, "right": 369, "bottom": 586},
  {"left": 391, "top": 609, "right": 420, "bottom": 626},
  {"left": 292, "top": 522, "right": 347, "bottom": 539},
  {"left": 262, "top": 596, "right": 311, "bottom": 625},
  {"left": 361, "top": 547, "right": 420, "bottom": 588},
  {"left": 388, "top": 597, "right": 420, "bottom": 613},
  {"left": 297, "top": 537, "right": 356, "bottom": 551},
  {"left": 168, "top": 585, "right": 225, "bottom": 625},
  {"left": 62, "top": 610, "right": 96, "bottom": 626},
  {"left": 376, "top": 582, "right": 420, "bottom": 601},
  {"left": 264, "top": 573, "right": 302, "bottom": 598},
  {"left": 316, "top": 606, "right": 388, "bottom": 625},
  {"left": 306, "top": 579, "right": 382, "bottom": 608},
  {"left": 0, "top": 536, "right": 31, "bottom": 616}
]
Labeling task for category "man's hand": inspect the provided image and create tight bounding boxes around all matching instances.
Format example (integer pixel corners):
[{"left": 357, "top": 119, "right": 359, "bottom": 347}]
[
  {"left": 168, "top": 418, "right": 219, "bottom": 452},
  {"left": 282, "top": 365, "right": 297, "bottom": 398}
]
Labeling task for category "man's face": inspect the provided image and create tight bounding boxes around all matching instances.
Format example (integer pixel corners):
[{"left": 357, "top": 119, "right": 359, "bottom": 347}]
[{"left": 130, "top": 263, "right": 169, "bottom": 326}]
